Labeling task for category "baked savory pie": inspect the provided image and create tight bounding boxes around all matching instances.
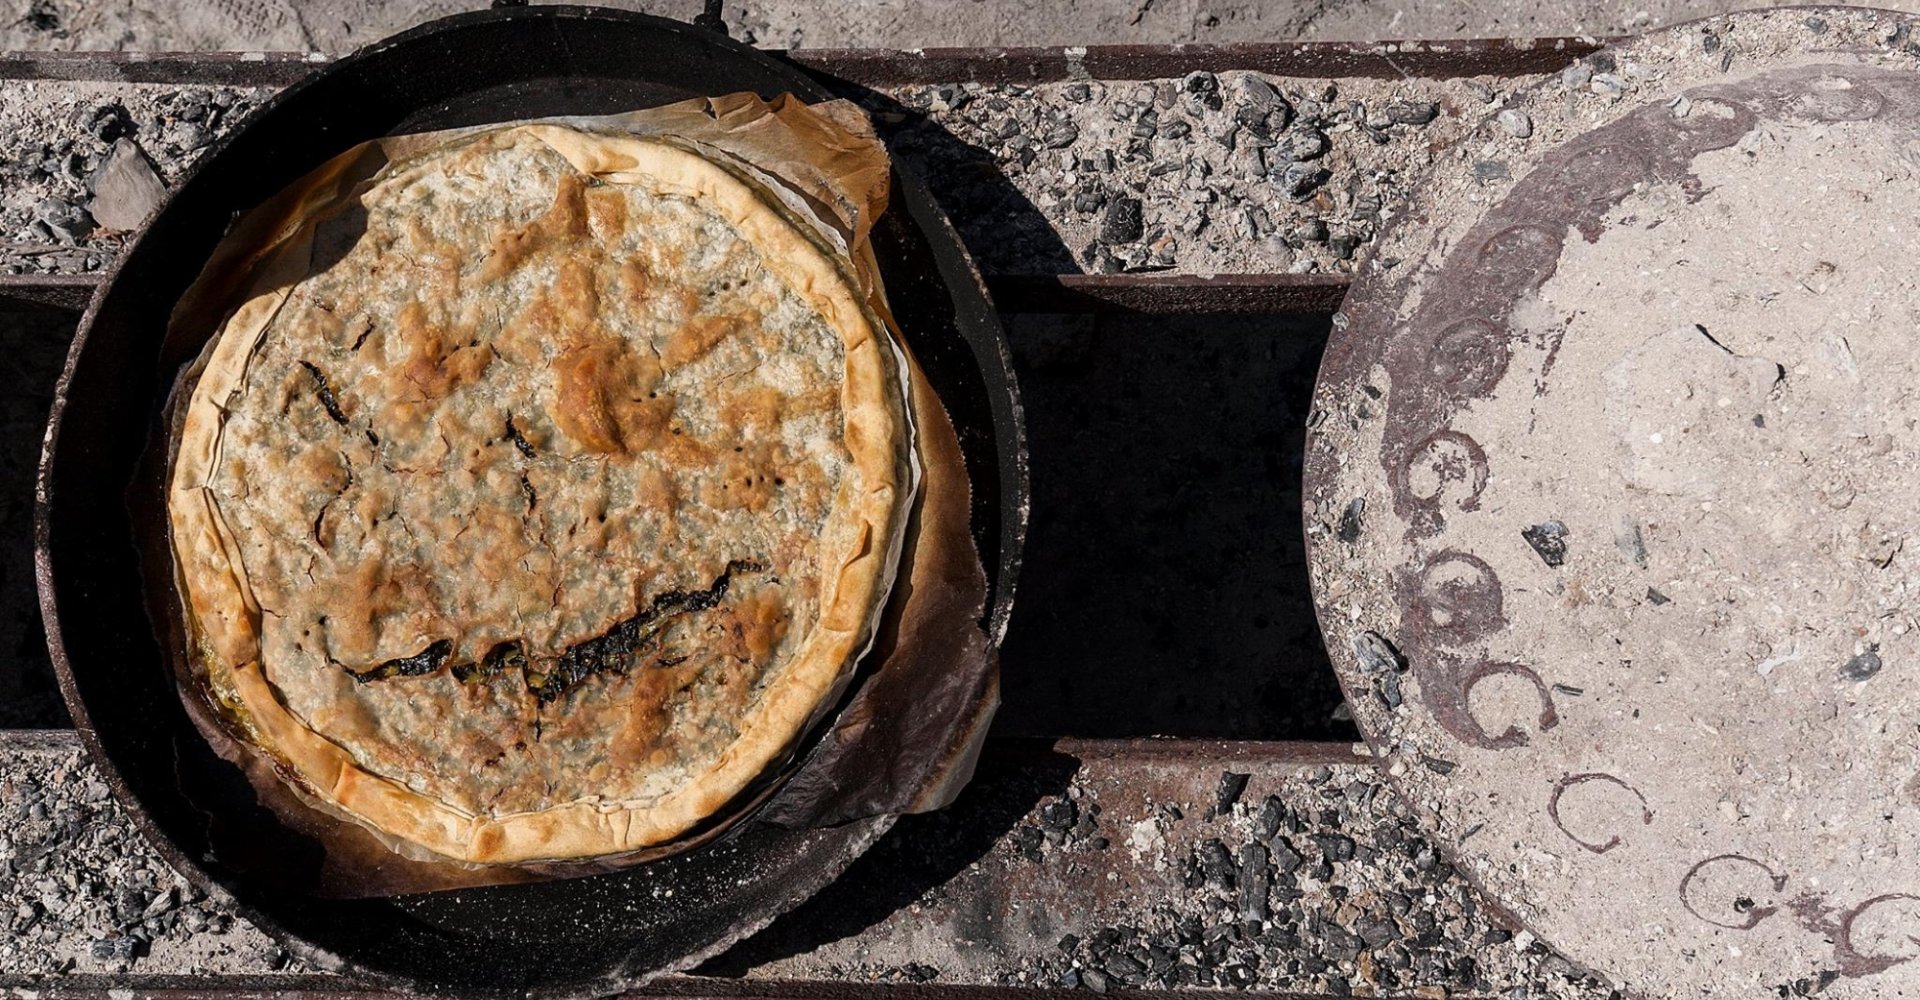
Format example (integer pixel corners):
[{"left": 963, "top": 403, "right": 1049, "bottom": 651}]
[{"left": 166, "top": 124, "right": 912, "bottom": 864}]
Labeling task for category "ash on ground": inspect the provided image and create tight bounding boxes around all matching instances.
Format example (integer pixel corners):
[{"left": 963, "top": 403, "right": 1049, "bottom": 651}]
[
  {"left": 724, "top": 750, "right": 1619, "bottom": 1000},
  {"left": 1029, "top": 768, "right": 1617, "bottom": 998},
  {"left": 0, "top": 81, "right": 268, "bottom": 275},
  {"left": 0, "top": 71, "right": 1535, "bottom": 280},
  {"left": 0, "top": 737, "right": 298, "bottom": 978},
  {"left": 864, "top": 71, "right": 1503, "bottom": 277}
]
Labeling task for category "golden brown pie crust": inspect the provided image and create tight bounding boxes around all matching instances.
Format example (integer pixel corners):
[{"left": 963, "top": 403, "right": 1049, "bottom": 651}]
[{"left": 166, "top": 124, "right": 911, "bottom": 864}]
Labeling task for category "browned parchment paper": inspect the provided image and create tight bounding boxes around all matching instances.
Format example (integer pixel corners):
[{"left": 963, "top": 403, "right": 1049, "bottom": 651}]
[{"left": 143, "top": 94, "right": 997, "bottom": 897}]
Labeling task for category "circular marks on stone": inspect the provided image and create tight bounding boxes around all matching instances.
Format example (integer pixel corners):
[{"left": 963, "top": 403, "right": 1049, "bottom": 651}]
[
  {"left": 1306, "top": 13, "right": 1920, "bottom": 1000},
  {"left": 1457, "top": 661, "right": 1558, "bottom": 749},
  {"left": 1547, "top": 773, "right": 1654, "bottom": 854},
  {"left": 1405, "top": 550, "right": 1506, "bottom": 644},
  {"left": 1659, "top": 89, "right": 1759, "bottom": 149},
  {"left": 1396, "top": 430, "right": 1489, "bottom": 532},
  {"left": 1681, "top": 854, "right": 1789, "bottom": 931},
  {"left": 1553, "top": 140, "right": 1655, "bottom": 212},
  {"left": 1840, "top": 895, "right": 1920, "bottom": 974},
  {"left": 1427, "top": 318, "right": 1512, "bottom": 399},
  {"left": 1792, "top": 74, "right": 1888, "bottom": 122},
  {"left": 1473, "top": 223, "right": 1563, "bottom": 293},
  {"left": 1402, "top": 654, "right": 1556, "bottom": 751}
]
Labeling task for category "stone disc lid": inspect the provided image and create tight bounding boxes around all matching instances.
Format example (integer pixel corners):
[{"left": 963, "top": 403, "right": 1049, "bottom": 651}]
[{"left": 1306, "top": 8, "right": 1920, "bottom": 998}]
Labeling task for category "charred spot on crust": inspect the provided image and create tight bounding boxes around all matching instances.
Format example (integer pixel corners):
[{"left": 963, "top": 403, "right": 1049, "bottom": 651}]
[
  {"left": 520, "top": 473, "right": 538, "bottom": 512},
  {"left": 504, "top": 415, "right": 537, "bottom": 458},
  {"left": 452, "top": 641, "right": 526, "bottom": 683},
  {"left": 346, "top": 639, "right": 452, "bottom": 683},
  {"left": 298, "top": 360, "right": 350, "bottom": 426},
  {"left": 341, "top": 561, "right": 768, "bottom": 702},
  {"left": 525, "top": 559, "right": 767, "bottom": 705}
]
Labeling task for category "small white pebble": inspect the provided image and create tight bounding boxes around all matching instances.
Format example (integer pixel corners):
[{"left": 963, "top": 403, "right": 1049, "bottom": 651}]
[{"left": 1496, "top": 108, "right": 1533, "bottom": 138}]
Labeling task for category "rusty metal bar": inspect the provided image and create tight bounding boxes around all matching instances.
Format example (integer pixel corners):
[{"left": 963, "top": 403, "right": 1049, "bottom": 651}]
[
  {"left": 0, "top": 51, "right": 324, "bottom": 87},
  {"left": 0, "top": 977, "right": 1361, "bottom": 999},
  {"left": 804, "top": 38, "right": 1604, "bottom": 85},
  {"left": 0, "top": 272, "right": 1353, "bottom": 316},
  {"left": 646, "top": 977, "right": 1360, "bottom": 1000},
  {"left": 1049, "top": 738, "right": 1365, "bottom": 765},
  {"left": 0, "top": 727, "right": 1365, "bottom": 764},
  {"left": 989, "top": 274, "right": 1349, "bottom": 315},
  {"left": 0, "top": 274, "right": 96, "bottom": 312},
  {"left": 0, "top": 37, "right": 1601, "bottom": 91}
]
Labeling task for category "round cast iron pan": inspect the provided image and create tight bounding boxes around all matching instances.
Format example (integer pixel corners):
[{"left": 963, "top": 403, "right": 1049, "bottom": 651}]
[{"left": 35, "top": 6, "right": 1025, "bottom": 996}]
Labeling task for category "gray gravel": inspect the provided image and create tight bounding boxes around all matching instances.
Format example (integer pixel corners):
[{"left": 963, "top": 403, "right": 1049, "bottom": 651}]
[
  {"left": 0, "top": 71, "right": 1539, "bottom": 279},
  {"left": 0, "top": 81, "right": 268, "bottom": 275},
  {"left": 1031, "top": 769, "right": 1616, "bottom": 998},
  {"left": 0, "top": 732, "right": 1616, "bottom": 997},
  {"left": 726, "top": 745, "right": 1617, "bottom": 999},
  {"left": 0, "top": 734, "right": 298, "bottom": 979},
  {"left": 867, "top": 71, "right": 1506, "bottom": 277}
]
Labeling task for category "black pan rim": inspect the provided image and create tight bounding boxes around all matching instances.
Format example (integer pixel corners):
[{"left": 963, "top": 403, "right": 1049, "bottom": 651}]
[{"left": 34, "top": 5, "right": 1023, "bottom": 995}]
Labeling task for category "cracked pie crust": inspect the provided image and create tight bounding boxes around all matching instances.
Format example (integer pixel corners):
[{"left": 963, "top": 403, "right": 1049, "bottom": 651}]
[{"left": 166, "top": 124, "right": 912, "bottom": 864}]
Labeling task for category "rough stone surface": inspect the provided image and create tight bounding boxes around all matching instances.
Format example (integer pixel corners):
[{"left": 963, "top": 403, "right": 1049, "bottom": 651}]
[
  {"left": 0, "top": 72, "right": 1517, "bottom": 279},
  {"left": 1309, "top": 9, "right": 1920, "bottom": 999},
  {"left": 2, "top": 0, "right": 1920, "bottom": 52},
  {"left": 0, "top": 734, "right": 296, "bottom": 978},
  {"left": 86, "top": 136, "right": 166, "bottom": 230},
  {"left": 0, "top": 81, "right": 265, "bottom": 275},
  {"left": 0, "top": 733, "right": 1607, "bottom": 998}
]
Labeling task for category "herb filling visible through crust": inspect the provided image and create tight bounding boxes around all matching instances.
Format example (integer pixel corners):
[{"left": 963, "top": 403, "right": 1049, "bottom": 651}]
[{"left": 167, "top": 124, "right": 908, "bottom": 862}]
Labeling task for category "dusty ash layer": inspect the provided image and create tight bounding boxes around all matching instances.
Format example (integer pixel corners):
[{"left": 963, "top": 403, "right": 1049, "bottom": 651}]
[{"left": 207, "top": 130, "right": 849, "bottom": 816}]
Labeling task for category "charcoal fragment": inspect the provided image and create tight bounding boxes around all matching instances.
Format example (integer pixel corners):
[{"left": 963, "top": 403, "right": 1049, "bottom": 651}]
[
  {"left": 1012, "top": 825, "right": 1045, "bottom": 861},
  {"left": 1279, "top": 127, "right": 1330, "bottom": 161},
  {"left": 1352, "top": 631, "right": 1406, "bottom": 674},
  {"left": 1277, "top": 161, "right": 1330, "bottom": 199},
  {"left": 1314, "top": 832, "right": 1356, "bottom": 862},
  {"left": 1376, "top": 671, "right": 1404, "bottom": 710},
  {"left": 1214, "top": 771, "right": 1250, "bottom": 815},
  {"left": 1272, "top": 836, "right": 1305, "bottom": 874},
  {"left": 1357, "top": 913, "right": 1401, "bottom": 947},
  {"left": 1522, "top": 520, "right": 1570, "bottom": 567},
  {"left": 88, "top": 102, "right": 136, "bottom": 143},
  {"left": 1237, "top": 842, "right": 1273, "bottom": 922},
  {"left": 1384, "top": 100, "right": 1439, "bottom": 125},
  {"left": 1099, "top": 196, "right": 1144, "bottom": 243},
  {"left": 1197, "top": 838, "right": 1237, "bottom": 888},
  {"left": 1042, "top": 121, "right": 1081, "bottom": 149},
  {"left": 1337, "top": 496, "right": 1365, "bottom": 542},
  {"left": 1254, "top": 796, "right": 1285, "bottom": 840},
  {"left": 1841, "top": 649, "right": 1884, "bottom": 681}
]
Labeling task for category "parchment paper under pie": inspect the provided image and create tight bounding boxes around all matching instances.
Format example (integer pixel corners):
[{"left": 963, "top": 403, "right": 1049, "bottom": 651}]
[
  {"left": 139, "top": 94, "right": 997, "bottom": 896},
  {"left": 1307, "top": 9, "right": 1920, "bottom": 998}
]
